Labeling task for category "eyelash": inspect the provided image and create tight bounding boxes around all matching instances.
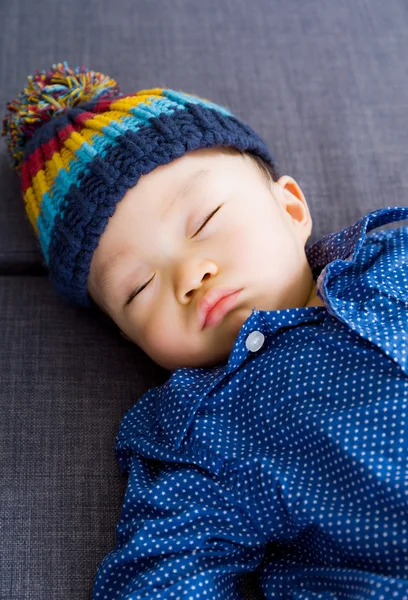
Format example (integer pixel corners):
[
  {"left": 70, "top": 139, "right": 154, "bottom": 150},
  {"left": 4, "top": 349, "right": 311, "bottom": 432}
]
[{"left": 126, "top": 204, "right": 223, "bottom": 304}]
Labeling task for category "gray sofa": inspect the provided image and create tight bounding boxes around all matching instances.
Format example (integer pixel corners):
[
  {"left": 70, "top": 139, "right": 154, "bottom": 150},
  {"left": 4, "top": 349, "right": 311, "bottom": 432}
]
[{"left": 1, "top": 1, "right": 408, "bottom": 598}]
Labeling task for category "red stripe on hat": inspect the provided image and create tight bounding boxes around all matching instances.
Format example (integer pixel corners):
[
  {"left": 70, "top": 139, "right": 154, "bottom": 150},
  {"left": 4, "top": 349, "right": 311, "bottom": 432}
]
[
  {"left": 20, "top": 102, "right": 117, "bottom": 194},
  {"left": 21, "top": 121, "right": 83, "bottom": 194}
]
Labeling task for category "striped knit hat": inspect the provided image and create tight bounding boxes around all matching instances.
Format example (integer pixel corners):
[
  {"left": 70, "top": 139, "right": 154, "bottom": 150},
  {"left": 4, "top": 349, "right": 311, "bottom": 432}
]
[{"left": 1, "top": 61, "right": 277, "bottom": 309}]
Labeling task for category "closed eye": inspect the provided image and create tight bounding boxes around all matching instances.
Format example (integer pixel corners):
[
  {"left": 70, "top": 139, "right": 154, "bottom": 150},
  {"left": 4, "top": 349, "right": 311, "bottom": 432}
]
[
  {"left": 124, "top": 204, "right": 223, "bottom": 306},
  {"left": 191, "top": 204, "right": 222, "bottom": 238}
]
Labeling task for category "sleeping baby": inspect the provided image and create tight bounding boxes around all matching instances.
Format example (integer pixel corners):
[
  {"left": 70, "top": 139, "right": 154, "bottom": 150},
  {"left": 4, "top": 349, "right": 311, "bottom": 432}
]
[{"left": 2, "top": 62, "right": 407, "bottom": 599}]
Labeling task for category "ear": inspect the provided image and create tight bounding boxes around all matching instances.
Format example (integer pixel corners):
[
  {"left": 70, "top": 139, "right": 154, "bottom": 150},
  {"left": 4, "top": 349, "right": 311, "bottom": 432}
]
[{"left": 275, "top": 175, "right": 312, "bottom": 238}]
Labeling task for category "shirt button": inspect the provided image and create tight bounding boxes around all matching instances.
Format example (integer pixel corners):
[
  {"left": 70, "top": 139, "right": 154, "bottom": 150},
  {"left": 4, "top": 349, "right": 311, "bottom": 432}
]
[{"left": 245, "top": 330, "right": 265, "bottom": 352}]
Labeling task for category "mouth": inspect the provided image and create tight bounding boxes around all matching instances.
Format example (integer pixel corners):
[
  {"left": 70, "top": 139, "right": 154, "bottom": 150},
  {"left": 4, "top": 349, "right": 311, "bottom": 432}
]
[{"left": 199, "top": 289, "right": 243, "bottom": 330}]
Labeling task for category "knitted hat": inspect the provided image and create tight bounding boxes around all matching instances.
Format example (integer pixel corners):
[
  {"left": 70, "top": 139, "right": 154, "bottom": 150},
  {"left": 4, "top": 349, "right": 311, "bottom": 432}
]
[{"left": 1, "top": 61, "right": 277, "bottom": 309}]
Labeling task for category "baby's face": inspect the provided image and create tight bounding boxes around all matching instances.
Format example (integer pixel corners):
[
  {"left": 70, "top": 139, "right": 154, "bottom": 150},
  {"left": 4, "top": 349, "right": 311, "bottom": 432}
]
[{"left": 88, "top": 147, "right": 316, "bottom": 370}]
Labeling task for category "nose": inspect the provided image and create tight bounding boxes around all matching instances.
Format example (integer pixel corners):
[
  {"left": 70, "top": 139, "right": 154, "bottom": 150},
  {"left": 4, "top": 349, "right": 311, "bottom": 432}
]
[{"left": 177, "top": 260, "right": 218, "bottom": 303}]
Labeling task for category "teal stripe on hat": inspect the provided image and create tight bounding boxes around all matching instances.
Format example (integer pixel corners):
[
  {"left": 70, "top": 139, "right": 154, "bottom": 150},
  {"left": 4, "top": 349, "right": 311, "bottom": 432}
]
[{"left": 163, "top": 89, "right": 234, "bottom": 116}]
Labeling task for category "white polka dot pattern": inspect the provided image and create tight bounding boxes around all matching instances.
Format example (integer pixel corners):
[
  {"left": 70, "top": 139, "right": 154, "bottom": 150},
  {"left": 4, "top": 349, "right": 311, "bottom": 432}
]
[{"left": 92, "top": 206, "right": 408, "bottom": 599}]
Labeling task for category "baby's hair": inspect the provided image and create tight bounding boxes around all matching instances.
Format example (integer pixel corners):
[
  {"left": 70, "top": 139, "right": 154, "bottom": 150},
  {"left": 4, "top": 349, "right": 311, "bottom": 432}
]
[{"left": 222, "top": 146, "right": 278, "bottom": 186}]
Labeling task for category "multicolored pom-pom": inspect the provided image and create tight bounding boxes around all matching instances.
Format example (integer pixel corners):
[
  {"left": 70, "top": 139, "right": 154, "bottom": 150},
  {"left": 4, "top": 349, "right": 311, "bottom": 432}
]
[{"left": 1, "top": 61, "right": 122, "bottom": 173}]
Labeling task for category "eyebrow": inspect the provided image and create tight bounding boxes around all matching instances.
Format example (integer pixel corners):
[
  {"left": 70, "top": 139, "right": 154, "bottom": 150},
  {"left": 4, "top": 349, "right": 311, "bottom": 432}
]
[
  {"left": 160, "top": 168, "right": 211, "bottom": 221},
  {"left": 96, "top": 167, "right": 212, "bottom": 303}
]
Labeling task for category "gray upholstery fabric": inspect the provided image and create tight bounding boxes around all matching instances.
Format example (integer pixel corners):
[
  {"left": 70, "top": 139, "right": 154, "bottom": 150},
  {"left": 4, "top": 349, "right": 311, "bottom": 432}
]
[{"left": 1, "top": 0, "right": 408, "bottom": 598}]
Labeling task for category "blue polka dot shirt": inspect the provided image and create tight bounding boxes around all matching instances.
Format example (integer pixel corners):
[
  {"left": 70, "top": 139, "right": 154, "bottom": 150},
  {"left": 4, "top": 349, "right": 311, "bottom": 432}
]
[{"left": 92, "top": 206, "right": 408, "bottom": 600}]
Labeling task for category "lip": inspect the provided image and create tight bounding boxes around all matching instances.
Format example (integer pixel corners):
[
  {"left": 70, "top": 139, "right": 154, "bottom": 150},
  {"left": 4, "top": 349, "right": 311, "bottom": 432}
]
[{"left": 197, "top": 288, "right": 243, "bottom": 330}]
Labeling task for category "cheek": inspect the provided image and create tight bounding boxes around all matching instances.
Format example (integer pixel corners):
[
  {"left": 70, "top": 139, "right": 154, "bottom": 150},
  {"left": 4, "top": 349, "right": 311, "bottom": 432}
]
[
  {"left": 132, "top": 307, "right": 187, "bottom": 360},
  {"left": 225, "top": 215, "right": 284, "bottom": 268}
]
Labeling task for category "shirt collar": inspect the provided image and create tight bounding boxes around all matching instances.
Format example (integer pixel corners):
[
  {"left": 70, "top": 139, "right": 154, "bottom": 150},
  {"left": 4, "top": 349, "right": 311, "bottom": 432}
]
[{"left": 157, "top": 205, "right": 408, "bottom": 449}]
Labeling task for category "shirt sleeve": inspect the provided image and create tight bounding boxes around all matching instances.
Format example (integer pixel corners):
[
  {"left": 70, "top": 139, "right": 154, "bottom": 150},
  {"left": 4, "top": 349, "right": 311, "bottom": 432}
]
[
  {"left": 92, "top": 449, "right": 267, "bottom": 600},
  {"left": 258, "top": 555, "right": 408, "bottom": 598}
]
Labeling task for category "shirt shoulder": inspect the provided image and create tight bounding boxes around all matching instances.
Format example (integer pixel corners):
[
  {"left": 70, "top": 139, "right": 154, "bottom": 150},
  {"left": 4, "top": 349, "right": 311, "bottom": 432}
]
[
  {"left": 320, "top": 224, "right": 408, "bottom": 375},
  {"left": 351, "top": 224, "right": 408, "bottom": 303}
]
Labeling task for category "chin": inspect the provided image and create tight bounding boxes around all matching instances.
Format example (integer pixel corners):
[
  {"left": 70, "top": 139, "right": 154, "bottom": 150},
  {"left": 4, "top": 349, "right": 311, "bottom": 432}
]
[{"left": 160, "top": 351, "right": 227, "bottom": 371}]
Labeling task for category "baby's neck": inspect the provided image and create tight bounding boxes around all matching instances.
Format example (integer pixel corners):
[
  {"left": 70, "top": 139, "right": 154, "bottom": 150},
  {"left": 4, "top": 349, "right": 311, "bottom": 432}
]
[{"left": 304, "top": 282, "right": 325, "bottom": 307}]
